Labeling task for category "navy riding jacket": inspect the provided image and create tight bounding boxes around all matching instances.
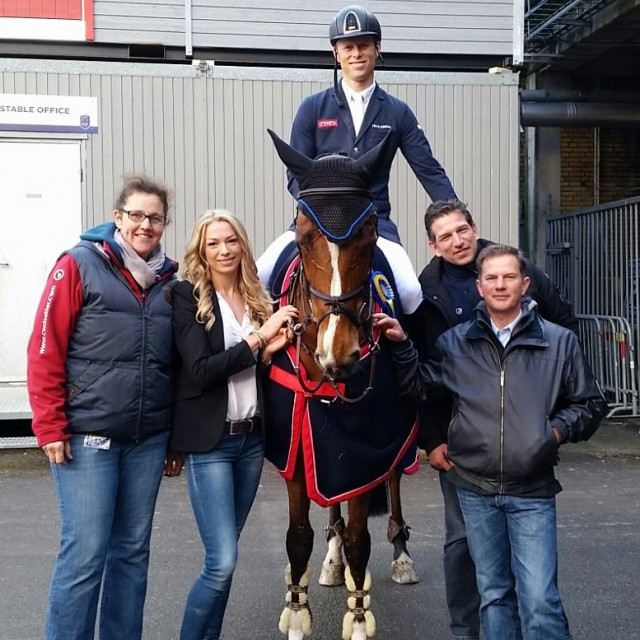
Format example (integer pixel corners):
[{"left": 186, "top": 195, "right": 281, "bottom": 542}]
[{"left": 288, "top": 83, "right": 457, "bottom": 244}]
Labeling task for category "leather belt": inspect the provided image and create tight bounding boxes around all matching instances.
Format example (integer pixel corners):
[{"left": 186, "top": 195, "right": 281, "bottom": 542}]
[{"left": 223, "top": 416, "right": 261, "bottom": 436}]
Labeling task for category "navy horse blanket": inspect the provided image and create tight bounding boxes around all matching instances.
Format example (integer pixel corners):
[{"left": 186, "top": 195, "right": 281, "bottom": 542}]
[{"left": 264, "top": 243, "right": 419, "bottom": 507}]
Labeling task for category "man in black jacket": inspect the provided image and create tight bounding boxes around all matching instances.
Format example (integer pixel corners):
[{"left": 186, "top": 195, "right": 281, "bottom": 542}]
[
  {"left": 409, "top": 200, "right": 579, "bottom": 640},
  {"left": 378, "top": 244, "right": 606, "bottom": 640}
]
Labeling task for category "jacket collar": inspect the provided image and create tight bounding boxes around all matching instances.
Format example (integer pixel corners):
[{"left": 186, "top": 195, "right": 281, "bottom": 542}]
[
  {"left": 78, "top": 222, "right": 178, "bottom": 279},
  {"left": 465, "top": 296, "right": 548, "bottom": 348},
  {"left": 418, "top": 238, "right": 492, "bottom": 322}
]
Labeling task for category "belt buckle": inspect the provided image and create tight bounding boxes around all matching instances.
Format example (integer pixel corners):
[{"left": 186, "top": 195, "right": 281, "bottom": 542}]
[{"left": 229, "top": 419, "right": 252, "bottom": 435}]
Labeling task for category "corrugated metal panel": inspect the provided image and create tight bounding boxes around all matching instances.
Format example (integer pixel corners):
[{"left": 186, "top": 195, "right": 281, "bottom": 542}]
[
  {"left": 93, "top": 0, "right": 515, "bottom": 57},
  {"left": 0, "top": 59, "right": 518, "bottom": 271}
]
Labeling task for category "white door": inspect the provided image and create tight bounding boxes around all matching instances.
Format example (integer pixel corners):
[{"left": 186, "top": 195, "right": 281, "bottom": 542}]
[{"left": 0, "top": 140, "right": 82, "bottom": 381}]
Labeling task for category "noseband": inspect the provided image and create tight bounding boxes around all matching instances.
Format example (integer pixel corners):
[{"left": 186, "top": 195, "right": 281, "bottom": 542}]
[{"left": 309, "top": 282, "right": 373, "bottom": 331}]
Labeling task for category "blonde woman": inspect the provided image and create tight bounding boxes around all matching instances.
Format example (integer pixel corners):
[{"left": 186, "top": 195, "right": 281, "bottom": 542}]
[{"left": 169, "top": 210, "right": 297, "bottom": 640}]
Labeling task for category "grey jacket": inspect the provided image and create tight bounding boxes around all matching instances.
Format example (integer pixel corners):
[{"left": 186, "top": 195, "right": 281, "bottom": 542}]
[{"left": 391, "top": 298, "right": 608, "bottom": 495}]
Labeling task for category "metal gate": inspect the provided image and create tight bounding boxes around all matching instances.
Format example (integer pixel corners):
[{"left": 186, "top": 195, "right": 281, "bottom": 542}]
[{"left": 547, "top": 198, "right": 640, "bottom": 417}]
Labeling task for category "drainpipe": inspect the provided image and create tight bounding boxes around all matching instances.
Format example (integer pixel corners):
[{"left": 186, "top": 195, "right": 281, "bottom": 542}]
[{"left": 185, "top": 0, "right": 193, "bottom": 58}]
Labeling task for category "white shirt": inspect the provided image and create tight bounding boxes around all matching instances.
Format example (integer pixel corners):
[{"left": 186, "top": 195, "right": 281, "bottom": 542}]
[
  {"left": 341, "top": 79, "right": 376, "bottom": 136},
  {"left": 216, "top": 292, "right": 259, "bottom": 421},
  {"left": 490, "top": 310, "right": 523, "bottom": 347}
]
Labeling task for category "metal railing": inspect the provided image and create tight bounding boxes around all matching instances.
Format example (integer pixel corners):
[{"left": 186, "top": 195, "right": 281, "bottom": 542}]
[
  {"left": 578, "top": 314, "right": 639, "bottom": 417},
  {"left": 547, "top": 197, "right": 640, "bottom": 417}
]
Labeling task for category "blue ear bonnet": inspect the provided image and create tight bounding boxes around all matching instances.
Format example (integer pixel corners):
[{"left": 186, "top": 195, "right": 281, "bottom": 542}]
[{"left": 296, "top": 153, "right": 377, "bottom": 244}]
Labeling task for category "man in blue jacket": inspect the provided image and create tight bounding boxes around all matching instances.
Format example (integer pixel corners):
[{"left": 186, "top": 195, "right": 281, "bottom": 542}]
[{"left": 258, "top": 5, "right": 457, "bottom": 314}]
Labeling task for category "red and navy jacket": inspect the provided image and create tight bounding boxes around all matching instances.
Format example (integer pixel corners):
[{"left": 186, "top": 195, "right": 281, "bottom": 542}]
[
  {"left": 27, "top": 222, "right": 178, "bottom": 447},
  {"left": 288, "top": 83, "right": 457, "bottom": 244}
]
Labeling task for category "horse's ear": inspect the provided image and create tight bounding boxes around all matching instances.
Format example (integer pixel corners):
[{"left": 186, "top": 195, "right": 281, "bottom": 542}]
[
  {"left": 267, "top": 129, "right": 314, "bottom": 181},
  {"left": 352, "top": 132, "right": 391, "bottom": 178}
]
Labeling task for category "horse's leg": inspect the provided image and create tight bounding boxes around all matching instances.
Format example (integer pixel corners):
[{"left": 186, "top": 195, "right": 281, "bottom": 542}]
[
  {"left": 387, "top": 468, "right": 419, "bottom": 584},
  {"left": 319, "top": 503, "right": 346, "bottom": 586},
  {"left": 280, "top": 460, "right": 314, "bottom": 639},
  {"left": 342, "top": 495, "right": 375, "bottom": 640}
]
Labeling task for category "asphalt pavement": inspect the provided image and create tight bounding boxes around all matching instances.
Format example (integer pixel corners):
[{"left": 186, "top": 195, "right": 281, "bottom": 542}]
[{"left": 1, "top": 419, "right": 639, "bottom": 640}]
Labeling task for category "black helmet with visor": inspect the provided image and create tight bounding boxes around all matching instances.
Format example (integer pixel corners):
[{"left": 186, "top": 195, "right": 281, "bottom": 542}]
[
  {"left": 329, "top": 5, "right": 382, "bottom": 45},
  {"left": 329, "top": 6, "right": 382, "bottom": 106}
]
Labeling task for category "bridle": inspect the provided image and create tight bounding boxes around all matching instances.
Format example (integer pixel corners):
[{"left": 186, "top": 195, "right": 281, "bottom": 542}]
[{"left": 285, "top": 214, "right": 379, "bottom": 404}]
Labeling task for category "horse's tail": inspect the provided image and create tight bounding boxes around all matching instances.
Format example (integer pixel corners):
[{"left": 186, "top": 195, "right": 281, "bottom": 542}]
[{"left": 368, "top": 480, "right": 389, "bottom": 517}]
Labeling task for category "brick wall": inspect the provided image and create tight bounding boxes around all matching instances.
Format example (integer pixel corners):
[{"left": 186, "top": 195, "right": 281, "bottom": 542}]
[
  {"left": 600, "top": 129, "right": 640, "bottom": 202},
  {"left": 560, "top": 128, "right": 594, "bottom": 212},
  {"left": 560, "top": 128, "right": 640, "bottom": 211}
]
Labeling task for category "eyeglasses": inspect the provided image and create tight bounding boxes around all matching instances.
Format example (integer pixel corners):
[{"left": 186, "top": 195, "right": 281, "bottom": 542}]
[{"left": 120, "top": 209, "right": 166, "bottom": 227}]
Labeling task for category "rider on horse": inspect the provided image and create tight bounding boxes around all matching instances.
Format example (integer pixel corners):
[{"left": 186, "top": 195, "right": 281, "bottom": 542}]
[{"left": 257, "top": 4, "right": 458, "bottom": 315}]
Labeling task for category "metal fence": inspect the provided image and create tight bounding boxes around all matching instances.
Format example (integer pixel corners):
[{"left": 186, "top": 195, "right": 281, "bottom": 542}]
[
  {"left": 547, "top": 198, "right": 640, "bottom": 417},
  {"left": 577, "top": 314, "right": 638, "bottom": 417}
]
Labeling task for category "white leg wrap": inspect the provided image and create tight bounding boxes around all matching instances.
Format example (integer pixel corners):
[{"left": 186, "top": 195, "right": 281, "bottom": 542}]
[
  {"left": 280, "top": 564, "right": 313, "bottom": 638},
  {"left": 343, "top": 567, "right": 375, "bottom": 638}
]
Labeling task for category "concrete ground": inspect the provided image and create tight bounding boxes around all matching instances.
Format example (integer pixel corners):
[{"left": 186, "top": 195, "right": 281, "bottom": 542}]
[{"left": 1, "top": 418, "right": 639, "bottom": 640}]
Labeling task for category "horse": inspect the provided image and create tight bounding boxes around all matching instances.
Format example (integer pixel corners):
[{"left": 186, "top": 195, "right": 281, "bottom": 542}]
[{"left": 263, "top": 129, "right": 419, "bottom": 640}]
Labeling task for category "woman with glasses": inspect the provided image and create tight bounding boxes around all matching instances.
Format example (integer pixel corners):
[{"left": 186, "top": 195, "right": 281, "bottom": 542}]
[
  {"left": 27, "top": 174, "right": 179, "bottom": 640},
  {"left": 168, "top": 210, "right": 297, "bottom": 640}
]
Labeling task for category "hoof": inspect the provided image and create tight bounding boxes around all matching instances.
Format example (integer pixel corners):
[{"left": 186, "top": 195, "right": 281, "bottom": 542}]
[
  {"left": 319, "top": 560, "right": 345, "bottom": 586},
  {"left": 391, "top": 552, "right": 419, "bottom": 584}
]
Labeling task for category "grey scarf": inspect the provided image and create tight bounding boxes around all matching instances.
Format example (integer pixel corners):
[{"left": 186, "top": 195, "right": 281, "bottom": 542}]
[{"left": 113, "top": 229, "right": 166, "bottom": 290}]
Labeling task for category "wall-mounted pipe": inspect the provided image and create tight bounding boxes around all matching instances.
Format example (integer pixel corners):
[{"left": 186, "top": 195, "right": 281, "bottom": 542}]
[
  {"left": 520, "top": 102, "right": 640, "bottom": 127},
  {"left": 521, "top": 89, "right": 640, "bottom": 103}
]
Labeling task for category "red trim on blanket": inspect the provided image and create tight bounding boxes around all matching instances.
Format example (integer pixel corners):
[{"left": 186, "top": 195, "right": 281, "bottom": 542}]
[{"left": 305, "top": 418, "right": 420, "bottom": 507}]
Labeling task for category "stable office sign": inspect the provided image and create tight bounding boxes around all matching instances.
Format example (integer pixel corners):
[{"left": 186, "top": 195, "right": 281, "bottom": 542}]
[{"left": 0, "top": 94, "right": 98, "bottom": 134}]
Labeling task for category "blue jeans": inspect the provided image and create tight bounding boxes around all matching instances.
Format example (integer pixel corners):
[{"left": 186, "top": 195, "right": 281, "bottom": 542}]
[
  {"left": 457, "top": 488, "right": 571, "bottom": 640},
  {"left": 440, "top": 471, "right": 483, "bottom": 639},
  {"left": 180, "top": 432, "right": 264, "bottom": 640},
  {"left": 46, "top": 430, "right": 169, "bottom": 640}
]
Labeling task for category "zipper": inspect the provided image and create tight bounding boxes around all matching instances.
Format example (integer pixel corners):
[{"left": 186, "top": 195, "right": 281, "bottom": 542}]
[
  {"left": 499, "top": 365, "right": 505, "bottom": 494},
  {"left": 479, "top": 330, "right": 507, "bottom": 494}
]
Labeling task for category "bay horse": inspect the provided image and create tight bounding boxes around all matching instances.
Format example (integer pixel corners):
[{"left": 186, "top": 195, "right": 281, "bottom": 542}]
[{"left": 263, "top": 130, "right": 419, "bottom": 640}]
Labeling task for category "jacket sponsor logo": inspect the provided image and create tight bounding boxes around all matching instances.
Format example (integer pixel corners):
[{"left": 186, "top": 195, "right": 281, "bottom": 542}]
[
  {"left": 317, "top": 118, "right": 338, "bottom": 129},
  {"left": 53, "top": 269, "right": 65, "bottom": 281},
  {"left": 38, "top": 284, "right": 57, "bottom": 355},
  {"left": 371, "top": 123, "right": 391, "bottom": 129}
]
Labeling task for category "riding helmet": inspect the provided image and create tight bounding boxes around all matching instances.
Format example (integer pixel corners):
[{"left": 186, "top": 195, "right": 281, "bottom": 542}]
[{"left": 329, "top": 5, "right": 382, "bottom": 45}]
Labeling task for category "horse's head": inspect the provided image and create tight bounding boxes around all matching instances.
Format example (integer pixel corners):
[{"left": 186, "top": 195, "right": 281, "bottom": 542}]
[{"left": 269, "top": 129, "right": 389, "bottom": 380}]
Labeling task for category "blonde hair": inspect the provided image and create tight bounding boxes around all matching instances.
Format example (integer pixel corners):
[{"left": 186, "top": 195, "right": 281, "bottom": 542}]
[{"left": 181, "top": 210, "right": 273, "bottom": 331}]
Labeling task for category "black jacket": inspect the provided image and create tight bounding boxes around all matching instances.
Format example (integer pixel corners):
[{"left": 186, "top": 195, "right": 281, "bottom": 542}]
[
  {"left": 410, "top": 238, "right": 579, "bottom": 453},
  {"left": 392, "top": 299, "right": 607, "bottom": 495},
  {"left": 169, "top": 280, "right": 265, "bottom": 453}
]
